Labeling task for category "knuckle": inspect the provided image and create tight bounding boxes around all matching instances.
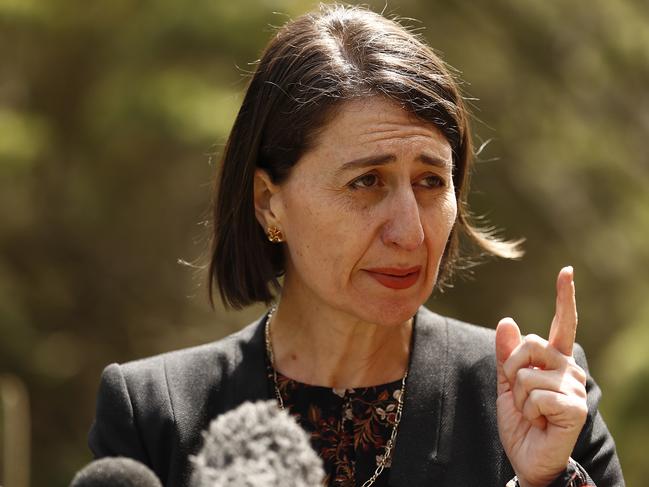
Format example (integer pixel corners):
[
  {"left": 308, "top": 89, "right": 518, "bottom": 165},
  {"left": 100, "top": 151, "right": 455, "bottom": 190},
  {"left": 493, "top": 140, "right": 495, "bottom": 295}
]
[
  {"left": 574, "top": 382, "right": 587, "bottom": 400},
  {"left": 573, "top": 364, "right": 587, "bottom": 385},
  {"left": 561, "top": 375, "right": 587, "bottom": 400},
  {"left": 522, "top": 398, "right": 541, "bottom": 420},
  {"left": 562, "top": 359, "right": 587, "bottom": 382},
  {"left": 578, "top": 401, "right": 588, "bottom": 419},
  {"left": 524, "top": 333, "right": 545, "bottom": 345},
  {"left": 568, "top": 396, "right": 589, "bottom": 421},
  {"left": 523, "top": 334, "right": 549, "bottom": 353},
  {"left": 527, "top": 388, "right": 544, "bottom": 402},
  {"left": 515, "top": 367, "right": 532, "bottom": 387},
  {"left": 566, "top": 355, "right": 580, "bottom": 368}
]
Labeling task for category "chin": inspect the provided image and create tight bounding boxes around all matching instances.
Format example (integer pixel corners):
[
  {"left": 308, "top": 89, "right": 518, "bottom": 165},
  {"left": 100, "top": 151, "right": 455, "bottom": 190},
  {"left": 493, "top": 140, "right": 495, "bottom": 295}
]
[{"left": 356, "top": 298, "right": 423, "bottom": 327}]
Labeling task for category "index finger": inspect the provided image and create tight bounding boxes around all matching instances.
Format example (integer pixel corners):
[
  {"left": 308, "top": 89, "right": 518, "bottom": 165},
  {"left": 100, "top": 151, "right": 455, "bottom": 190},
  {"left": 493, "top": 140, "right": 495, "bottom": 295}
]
[{"left": 548, "top": 266, "right": 578, "bottom": 356}]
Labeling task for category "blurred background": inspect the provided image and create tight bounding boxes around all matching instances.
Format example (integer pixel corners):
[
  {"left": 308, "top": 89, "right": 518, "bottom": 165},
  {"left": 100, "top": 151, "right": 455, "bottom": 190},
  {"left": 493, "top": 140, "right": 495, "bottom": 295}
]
[{"left": 0, "top": 0, "right": 647, "bottom": 485}]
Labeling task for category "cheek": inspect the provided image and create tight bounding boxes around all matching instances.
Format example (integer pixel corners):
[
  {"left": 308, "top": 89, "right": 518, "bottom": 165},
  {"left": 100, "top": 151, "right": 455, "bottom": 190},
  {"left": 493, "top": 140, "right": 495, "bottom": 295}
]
[
  {"left": 425, "top": 194, "right": 458, "bottom": 242},
  {"left": 443, "top": 195, "right": 458, "bottom": 229},
  {"left": 282, "top": 190, "right": 374, "bottom": 282},
  {"left": 282, "top": 194, "right": 343, "bottom": 265}
]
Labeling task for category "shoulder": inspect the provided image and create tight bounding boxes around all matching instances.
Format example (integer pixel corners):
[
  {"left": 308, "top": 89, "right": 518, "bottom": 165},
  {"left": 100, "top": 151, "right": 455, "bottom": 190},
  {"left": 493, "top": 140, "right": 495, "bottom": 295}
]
[
  {"left": 112, "top": 317, "right": 263, "bottom": 392},
  {"left": 105, "top": 317, "right": 263, "bottom": 421},
  {"left": 89, "top": 315, "right": 268, "bottom": 483},
  {"left": 93, "top": 315, "right": 264, "bottom": 406},
  {"left": 98, "top": 316, "right": 269, "bottom": 431}
]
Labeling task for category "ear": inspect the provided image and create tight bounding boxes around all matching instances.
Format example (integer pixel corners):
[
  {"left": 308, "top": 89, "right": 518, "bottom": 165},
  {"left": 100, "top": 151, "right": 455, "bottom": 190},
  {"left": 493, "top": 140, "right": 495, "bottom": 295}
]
[{"left": 253, "top": 168, "right": 283, "bottom": 231}]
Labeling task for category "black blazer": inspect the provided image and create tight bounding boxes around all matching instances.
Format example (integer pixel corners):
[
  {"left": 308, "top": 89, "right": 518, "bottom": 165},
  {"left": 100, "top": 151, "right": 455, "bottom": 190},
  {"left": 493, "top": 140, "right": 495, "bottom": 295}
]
[{"left": 88, "top": 307, "right": 624, "bottom": 486}]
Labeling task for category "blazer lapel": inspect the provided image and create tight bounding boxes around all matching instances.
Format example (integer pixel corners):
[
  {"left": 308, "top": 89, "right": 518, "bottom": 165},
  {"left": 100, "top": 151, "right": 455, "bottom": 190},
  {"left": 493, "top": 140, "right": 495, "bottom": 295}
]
[
  {"left": 388, "top": 307, "right": 451, "bottom": 486},
  {"left": 226, "top": 314, "right": 273, "bottom": 409}
]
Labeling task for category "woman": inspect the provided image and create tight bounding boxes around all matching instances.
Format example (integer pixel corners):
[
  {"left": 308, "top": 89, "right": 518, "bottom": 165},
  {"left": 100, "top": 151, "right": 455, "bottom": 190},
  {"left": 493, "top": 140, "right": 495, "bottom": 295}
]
[{"left": 88, "top": 5, "right": 624, "bottom": 487}]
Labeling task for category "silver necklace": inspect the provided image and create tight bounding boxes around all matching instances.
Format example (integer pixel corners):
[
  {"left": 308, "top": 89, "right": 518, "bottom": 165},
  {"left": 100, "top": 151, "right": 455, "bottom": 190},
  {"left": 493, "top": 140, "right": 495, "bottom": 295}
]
[{"left": 264, "top": 307, "right": 408, "bottom": 487}]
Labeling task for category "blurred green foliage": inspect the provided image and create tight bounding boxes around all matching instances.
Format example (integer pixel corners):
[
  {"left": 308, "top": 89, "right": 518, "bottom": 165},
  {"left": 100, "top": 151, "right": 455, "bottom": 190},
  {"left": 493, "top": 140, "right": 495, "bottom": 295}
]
[{"left": 1, "top": 0, "right": 647, "bottom": 485}]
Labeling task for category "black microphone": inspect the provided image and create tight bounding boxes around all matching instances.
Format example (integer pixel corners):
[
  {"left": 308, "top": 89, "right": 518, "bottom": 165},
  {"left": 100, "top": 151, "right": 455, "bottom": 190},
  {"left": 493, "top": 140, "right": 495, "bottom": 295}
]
[
  {"left": 191, "top": 400, "right": 324, "bottom": 486},
  {"left": 69, "top": 457, "right": 163, "bottom": 487}
]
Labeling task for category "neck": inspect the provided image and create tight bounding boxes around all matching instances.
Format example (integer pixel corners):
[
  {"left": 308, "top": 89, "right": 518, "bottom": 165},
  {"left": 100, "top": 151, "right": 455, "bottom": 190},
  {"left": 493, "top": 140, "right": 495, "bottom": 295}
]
[{"left": 268, "top": 296, "right": 413, "bottom": 389}]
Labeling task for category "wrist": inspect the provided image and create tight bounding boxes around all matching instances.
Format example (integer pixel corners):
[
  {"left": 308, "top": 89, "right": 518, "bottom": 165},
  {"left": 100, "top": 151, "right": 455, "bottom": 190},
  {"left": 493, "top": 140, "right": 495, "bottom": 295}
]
[
  {"left": 507, "top": 458, "right": 587, "bottom": 487},
  {"left": 511, "top": 478, "right": 546, "bottom": 487}
]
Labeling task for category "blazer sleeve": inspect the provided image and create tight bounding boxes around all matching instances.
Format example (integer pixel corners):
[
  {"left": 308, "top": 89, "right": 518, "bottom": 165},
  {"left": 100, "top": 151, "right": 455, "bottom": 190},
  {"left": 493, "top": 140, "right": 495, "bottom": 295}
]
[
  {"left": 88, "top": 363, "right": 150, "bottom": 464},
  {"left": 572, "top": 344, "right": 625, "bottom": 486}
]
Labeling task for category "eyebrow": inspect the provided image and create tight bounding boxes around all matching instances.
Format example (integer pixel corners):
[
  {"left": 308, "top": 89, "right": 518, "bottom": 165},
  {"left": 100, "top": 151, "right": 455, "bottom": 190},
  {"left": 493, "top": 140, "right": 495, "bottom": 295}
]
[{"left": 337, "top": 153, "right": 451, "bottom": 173}]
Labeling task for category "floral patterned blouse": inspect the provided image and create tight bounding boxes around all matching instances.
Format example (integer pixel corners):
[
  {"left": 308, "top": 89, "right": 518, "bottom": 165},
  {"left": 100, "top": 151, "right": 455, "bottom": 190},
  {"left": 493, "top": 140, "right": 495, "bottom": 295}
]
[
  {"left": 266, "top": 361, "right": 402, "bottom": 486},
  {"left": 265, "top": 360, "right": 594, "bottom": 487}
]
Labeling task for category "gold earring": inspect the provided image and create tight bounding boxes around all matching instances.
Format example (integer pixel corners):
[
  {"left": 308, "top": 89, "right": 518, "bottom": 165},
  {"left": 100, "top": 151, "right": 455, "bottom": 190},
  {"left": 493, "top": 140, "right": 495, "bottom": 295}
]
[{"left": 267, "top": 226, "right": 284, "bottom": 243}]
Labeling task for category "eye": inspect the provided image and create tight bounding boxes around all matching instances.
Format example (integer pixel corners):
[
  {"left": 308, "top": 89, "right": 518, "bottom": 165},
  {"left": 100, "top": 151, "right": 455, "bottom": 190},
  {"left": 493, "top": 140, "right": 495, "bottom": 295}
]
[
  {"left": 349, "top": 173, "right": 380, "bottom": 190},
  {"left": 416, "top": 174, "right": 446, "bottom": 189}
]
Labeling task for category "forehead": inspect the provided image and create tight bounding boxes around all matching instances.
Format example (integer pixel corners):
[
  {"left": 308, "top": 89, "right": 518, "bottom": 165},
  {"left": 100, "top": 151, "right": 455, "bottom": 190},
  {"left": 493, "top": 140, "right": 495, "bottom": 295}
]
[{"left": 307, "top": 97, "right": 452, "bottom": 162}]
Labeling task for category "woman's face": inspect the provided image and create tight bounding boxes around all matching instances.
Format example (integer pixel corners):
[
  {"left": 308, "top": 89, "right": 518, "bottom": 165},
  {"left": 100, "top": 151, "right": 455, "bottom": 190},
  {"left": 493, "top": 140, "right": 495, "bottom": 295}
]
[{"left": 263, "top": 96, "right": 457, "bottom": 325}]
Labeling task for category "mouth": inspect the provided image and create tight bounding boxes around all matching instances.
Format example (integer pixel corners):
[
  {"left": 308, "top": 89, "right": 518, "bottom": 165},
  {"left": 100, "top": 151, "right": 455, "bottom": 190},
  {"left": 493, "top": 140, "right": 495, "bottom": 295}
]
[{"left": 364, "top": 266, "right": 422, "bottom": 290}]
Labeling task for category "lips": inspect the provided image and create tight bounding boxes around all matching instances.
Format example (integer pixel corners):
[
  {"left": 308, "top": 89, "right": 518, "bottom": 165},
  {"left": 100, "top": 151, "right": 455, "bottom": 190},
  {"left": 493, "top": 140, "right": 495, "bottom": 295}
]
[{"left": 364, "top": 266, "right": 422, "bottom": 290}]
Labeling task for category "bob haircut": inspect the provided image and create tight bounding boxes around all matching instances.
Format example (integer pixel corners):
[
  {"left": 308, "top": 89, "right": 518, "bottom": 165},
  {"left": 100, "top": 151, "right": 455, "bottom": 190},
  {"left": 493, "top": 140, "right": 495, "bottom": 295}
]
[{"left": 208, "top": 4, "right": 522, "bottom": 309}]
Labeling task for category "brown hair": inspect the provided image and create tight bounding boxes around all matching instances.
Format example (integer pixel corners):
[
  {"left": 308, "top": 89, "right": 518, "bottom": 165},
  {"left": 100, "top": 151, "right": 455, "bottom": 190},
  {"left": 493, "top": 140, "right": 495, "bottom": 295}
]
[{"left": 208, "top": 4, "right": 522, "bottom": 309}]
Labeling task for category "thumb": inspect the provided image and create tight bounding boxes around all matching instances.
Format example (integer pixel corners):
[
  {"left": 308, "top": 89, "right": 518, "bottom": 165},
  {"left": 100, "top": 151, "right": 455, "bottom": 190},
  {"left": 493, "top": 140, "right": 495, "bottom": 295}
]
[{"left": 496, "top": 317, "right": 522, "bottom": 395}]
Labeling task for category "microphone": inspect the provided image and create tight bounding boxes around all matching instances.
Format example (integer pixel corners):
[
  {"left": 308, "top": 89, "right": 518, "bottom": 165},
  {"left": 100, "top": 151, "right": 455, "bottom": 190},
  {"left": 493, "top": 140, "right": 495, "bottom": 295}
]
[
  {"left": 69, "top": 457, "right": 163, "bottom": 487},
  {"left": 190, "top": 400, "right": 324, "bottom": 486}
]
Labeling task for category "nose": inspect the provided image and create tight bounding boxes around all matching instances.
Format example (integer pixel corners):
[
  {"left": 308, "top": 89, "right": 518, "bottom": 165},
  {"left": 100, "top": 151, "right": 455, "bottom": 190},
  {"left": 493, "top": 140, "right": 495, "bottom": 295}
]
[{"left": 381, "top": 186, "right": 425, "bottom": 250}]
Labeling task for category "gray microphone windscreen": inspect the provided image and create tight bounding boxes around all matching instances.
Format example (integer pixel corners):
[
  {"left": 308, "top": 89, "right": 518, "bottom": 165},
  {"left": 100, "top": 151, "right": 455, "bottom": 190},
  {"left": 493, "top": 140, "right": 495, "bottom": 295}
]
[
  {"left": 191, "top": 400, "right": 324, "bottom": 487},
  {"left": 70, "top": 457, "right": 163, "bottom": 487}
]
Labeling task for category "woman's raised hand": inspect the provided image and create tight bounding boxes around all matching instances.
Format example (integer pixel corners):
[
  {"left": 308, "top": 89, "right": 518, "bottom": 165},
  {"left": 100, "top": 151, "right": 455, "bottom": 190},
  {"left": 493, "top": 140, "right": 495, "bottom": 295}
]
[{"left": 495, "top": 267, "right": 588, "bottom": 487}]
